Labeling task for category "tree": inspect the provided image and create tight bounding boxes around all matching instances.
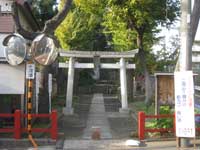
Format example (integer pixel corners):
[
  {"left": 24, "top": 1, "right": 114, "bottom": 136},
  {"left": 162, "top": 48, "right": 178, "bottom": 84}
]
[
  {"left": 55, "top": 0, "right": 107, "bottom": 51},
  {"left": 31, "top": 0, "right": 58, "bottom": 27},
  {"left": 103, "top": 0, "right": 180, "bottom": 104},
  {"left": 155, "top": 35, "right": 180, "bottom": 72},
  {"left": 55, "top": 0, "right": 109, "bottom": 93},
  {"left": 12, "top": 0, "right": 73, "bottom": 40},
  {"left": 10, "top": 0, "right": 74, "bottom": 112}
]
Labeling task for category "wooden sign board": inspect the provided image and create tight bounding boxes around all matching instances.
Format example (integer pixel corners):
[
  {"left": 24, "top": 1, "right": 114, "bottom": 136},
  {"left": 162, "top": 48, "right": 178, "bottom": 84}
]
[{"left": 155, "top": 73, "right": 174, "bottom": 114}]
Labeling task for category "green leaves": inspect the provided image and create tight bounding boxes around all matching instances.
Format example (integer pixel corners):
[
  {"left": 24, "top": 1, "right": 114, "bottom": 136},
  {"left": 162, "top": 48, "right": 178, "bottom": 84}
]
[
  {"left": 102, "top": 0, "right": 179, "bottom": 73},
  {"left": 55, "top": 0, "right": 107, "bottom": 50},
  {"left": 55, "top": 0, "right": 179, "bottom": 74}
]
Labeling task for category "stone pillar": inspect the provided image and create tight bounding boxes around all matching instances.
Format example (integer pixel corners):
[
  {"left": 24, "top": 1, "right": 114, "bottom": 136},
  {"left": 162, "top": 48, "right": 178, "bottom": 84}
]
[
  {"left": 119, "top": 58, "right": 129, "bottom": 113},
  {"left": 63, "top": 57, "right": 75, "bottom": 115}
]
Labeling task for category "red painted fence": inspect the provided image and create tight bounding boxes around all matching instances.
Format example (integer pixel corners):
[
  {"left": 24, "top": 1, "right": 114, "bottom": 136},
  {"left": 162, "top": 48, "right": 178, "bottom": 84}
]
[
  {"left": 138, "top": 112, "right": 175, "bottom": 140},
  {"left": 0, "top": 110, "right": 58, "bottom": 140},
  {"left": 138, "top": 112, "right": 200, "bottom": 140}
]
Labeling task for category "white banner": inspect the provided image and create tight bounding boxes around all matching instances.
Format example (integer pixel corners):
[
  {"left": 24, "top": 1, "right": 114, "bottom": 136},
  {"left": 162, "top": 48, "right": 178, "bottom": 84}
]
[{"left": 175, "top": 71, "right": 195, "bottom": 137}]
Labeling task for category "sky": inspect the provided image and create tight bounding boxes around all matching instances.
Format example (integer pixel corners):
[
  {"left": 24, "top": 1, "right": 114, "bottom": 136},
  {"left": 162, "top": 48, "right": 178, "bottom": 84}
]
[{"left": 154, "top": 20, "right": 200, "bottom": 51}]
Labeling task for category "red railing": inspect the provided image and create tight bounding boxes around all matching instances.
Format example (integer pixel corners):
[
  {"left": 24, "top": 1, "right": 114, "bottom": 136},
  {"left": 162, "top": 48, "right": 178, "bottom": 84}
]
[
  {"left": 195, "top": 114, "right": 200, "bottom": 132},
  {"left": 0, "top": 110, "right": 58, "bottom": 140},
  {"left": 138, "top": 112, "right": 200, "bottom": 140},
  {"left": 138, "top": 111, "right": 175, "bottom": 140}
]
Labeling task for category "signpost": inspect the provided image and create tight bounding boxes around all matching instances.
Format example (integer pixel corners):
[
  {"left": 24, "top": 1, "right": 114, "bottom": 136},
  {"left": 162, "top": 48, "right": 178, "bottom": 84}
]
[
  {"left": 175, "top": 71, "right": 195, "bottom": 138},
  {"left": 48, "top": 74, "right": 52, "bottom": 113}
]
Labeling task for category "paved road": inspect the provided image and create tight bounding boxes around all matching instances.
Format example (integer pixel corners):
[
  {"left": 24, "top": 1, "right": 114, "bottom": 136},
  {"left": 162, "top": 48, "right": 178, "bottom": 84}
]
[
  {"left": 3, "top": 139, "right": 199, "bottom": 150},
  {"left": 62, "top": 139, "right": 198, "bottom": 150}
]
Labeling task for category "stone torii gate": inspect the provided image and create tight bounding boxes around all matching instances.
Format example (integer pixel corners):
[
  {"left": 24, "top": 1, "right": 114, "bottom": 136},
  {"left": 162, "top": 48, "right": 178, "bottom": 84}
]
[{"left": 59, "top": 49, "right": 138, "bottom": 115}]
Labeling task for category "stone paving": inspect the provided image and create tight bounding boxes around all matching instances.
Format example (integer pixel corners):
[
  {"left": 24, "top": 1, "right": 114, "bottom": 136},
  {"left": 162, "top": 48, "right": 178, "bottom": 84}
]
[{"left": 82, "top": 93, "right": 112, "bottom": 139}]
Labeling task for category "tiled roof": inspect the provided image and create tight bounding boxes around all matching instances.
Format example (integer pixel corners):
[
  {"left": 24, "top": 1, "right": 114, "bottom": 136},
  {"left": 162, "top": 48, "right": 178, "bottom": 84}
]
[{"left": 0, "top": 15, "right": 14, "bottom": 33}]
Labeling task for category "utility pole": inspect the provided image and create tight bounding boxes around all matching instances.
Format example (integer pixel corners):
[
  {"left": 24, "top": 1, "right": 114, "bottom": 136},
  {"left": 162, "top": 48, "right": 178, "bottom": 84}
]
[
  {"left": 179, "top": 0, "right": 192, "bottom": 147},
  {"left": 179, "top": 0, "right": 192, "bottom": 71}
]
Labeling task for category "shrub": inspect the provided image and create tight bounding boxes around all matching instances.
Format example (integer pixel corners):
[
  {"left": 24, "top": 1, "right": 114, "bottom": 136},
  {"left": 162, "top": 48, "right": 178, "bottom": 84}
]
[{"left": 146, "top": 106, "right": 174, "bottom": 129}]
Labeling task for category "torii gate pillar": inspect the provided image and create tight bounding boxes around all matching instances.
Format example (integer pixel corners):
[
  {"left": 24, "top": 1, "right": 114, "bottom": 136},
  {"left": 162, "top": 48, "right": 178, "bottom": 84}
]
[
  {"left": 119, "top": 58, "right": 129, "bottom": 113},
  {"left": 63, "top": 57, "right": 74, "bottom": 115}
]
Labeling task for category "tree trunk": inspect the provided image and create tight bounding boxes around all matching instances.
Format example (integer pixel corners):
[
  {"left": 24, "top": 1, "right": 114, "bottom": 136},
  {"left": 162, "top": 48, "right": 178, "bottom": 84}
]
[
  {"left": 38, "top": 66, "right": 50, "bottom": 113},
  {"left": 74, "top": 69, "right": 80, "bottom": 95},
  {"left": 127, "top": 69, "right": 134, "bottom": 101},
  {"left": 137, "top": 34, "right": 151, "bottom": 104},
  {"left": 57, "top": 68, "right": 67, "bottom": 95}
]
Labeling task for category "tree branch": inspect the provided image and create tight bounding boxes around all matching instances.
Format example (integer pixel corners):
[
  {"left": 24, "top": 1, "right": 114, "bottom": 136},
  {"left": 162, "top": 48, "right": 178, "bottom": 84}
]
[
  {"left": 12, "top": 2, "right": 39, "bottom": 40},
  {"left": 128, "top": 16, "right": 139, "bottom": 31},
  {"left": 43, "top": 0, "right": 73, "bottom": 34},
  {"left": 12, "top": 0, "right": 73, "bottom": 40}
]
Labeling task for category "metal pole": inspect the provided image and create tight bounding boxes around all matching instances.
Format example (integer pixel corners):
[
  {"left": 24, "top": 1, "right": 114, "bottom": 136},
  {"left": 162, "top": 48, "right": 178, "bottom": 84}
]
[
  {"left": 35, "top": 72, "right": 40, "bottom": 114},
  {"left": 49, "top": 93, "right": 52, "bottom": 113},
  {"left": 179, "top": 0, "right": 192, "bottom": 147},
  {"left": 48, "top": 74, "right": 52, "bottom": 113},
  {"left": 26, "top": 61, "right": 38, "bottom": 148},
  {"left": 27, "top": 78, "right": 33, "bottom": 135},
  {"left": 26, "top": 61, "right": 34, "bottom": 135}
]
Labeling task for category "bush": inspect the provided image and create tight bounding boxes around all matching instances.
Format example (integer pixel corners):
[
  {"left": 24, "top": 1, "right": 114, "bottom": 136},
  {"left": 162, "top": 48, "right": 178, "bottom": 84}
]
[{"left": 146, "top": 106, "right": 174, "bottom": 129}]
